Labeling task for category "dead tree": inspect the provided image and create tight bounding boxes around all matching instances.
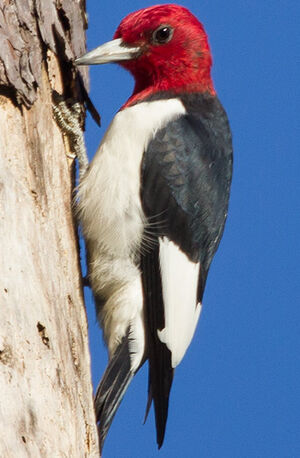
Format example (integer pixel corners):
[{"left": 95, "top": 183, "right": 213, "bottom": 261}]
[{"left": 0, "top": 1, "right": 99, "bottom": 456}]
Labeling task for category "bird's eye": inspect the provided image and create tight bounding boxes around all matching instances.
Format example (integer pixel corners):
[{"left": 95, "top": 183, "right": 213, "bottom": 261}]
[{"left": 152, "top": 25, "right": 173, "bottom": 45}]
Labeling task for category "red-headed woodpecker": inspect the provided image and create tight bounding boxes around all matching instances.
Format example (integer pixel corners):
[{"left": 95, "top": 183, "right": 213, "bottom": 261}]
[{"left": 76, "top": 4, "right": 232, "bottom": 451}]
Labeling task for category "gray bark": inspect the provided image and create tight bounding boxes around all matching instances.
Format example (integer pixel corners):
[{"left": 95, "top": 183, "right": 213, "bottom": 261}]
[{"left": 0, "top": 1, "right": 99, "bottom": 456}]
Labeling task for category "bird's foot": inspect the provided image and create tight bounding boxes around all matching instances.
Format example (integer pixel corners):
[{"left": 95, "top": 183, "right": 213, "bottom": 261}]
[{"left": 52, "top": 92, "right": 89, "bottom": 177}]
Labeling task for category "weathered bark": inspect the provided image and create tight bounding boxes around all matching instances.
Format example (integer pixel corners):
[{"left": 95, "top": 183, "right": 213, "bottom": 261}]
[{"left": 0, "top": 1, "right": 99, "bottom": 456}]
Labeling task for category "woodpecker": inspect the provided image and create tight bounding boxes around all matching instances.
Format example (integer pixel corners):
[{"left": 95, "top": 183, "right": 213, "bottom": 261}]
[{"left": 75, "top": 4, "right": 232, "bottom": 451}]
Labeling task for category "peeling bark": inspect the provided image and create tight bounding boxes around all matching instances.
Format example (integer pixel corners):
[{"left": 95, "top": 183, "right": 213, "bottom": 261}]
[
  {"left": 0, "top": 0, "right": 88, "bottom": 106},
  {"left": 0, "top": 1, "right": 99, "bottom": 456}
]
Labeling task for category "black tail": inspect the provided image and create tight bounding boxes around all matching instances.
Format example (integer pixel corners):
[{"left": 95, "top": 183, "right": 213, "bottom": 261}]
[
  {"left": 141, "top": 243, "right": 174, "bottom": 448},
  {"left": 147, "top": 340, "right": 174, "bottom": 449},
  {"left": 95, "top": 330, "right": 134, "bottom": 451}
]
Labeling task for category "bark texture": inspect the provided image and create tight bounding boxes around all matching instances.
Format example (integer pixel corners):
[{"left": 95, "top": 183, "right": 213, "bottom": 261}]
[{"left": 0, "top": 1, "right": 99, "bottom": 456}]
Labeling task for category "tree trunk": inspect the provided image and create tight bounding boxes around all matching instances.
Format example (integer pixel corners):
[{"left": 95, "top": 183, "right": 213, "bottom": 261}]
[{"left": 0, "top": 1, "right": 99, "bottom": 456}]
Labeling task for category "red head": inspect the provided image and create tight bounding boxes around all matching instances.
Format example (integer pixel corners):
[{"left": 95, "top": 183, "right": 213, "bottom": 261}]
[
  {"left": 76, "top": 4, "right": 215, "bottom": 106},
  {"left": 114, "top": 4, "right": 215, "bottom": 102}
]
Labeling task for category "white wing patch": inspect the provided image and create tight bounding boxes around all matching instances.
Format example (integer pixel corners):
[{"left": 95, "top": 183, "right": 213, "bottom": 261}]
[{"left": 158, "top": 237, "right": 202, "bottom": 368}]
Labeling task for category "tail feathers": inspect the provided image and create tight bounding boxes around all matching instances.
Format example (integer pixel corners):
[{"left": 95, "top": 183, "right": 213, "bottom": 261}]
[
  {"left": 143, "top": 375, "right": 152, "bottom": 425},
  {"left": 95, "top": 331, "right": 134, "bottom": 451},
  {"left": 150, "top": 351, "right": 174, "bottom": 449},
  {"left": 143, "top": 356, "right": 174, "bottom": 448}
]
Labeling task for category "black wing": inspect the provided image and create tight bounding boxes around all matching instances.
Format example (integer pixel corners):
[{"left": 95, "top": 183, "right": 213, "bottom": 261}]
[{"left": 140, "top": 92, "right": 232, "bottom": 447}]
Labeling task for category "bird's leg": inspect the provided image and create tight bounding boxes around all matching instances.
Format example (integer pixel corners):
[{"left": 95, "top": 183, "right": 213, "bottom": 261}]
[
  {"left": 52, "top": 93, "right": 89, "bottom": 178},
  {"left": 52, "top": 94, "right": 90, "bottom": 289}
]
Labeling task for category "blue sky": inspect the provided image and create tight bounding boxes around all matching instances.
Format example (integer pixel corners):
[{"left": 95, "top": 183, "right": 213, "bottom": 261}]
[{"left": 82, "top": 1, "right": 300, "bottom": 457}]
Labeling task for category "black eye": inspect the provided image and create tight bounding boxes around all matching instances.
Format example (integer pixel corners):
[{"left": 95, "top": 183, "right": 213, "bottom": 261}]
[{"left": 152, "top": 25, "right": 173, "bottom": 44}]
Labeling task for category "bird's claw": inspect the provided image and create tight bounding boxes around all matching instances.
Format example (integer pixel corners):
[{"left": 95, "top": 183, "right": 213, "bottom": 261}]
[{"left": 52, "top": 93, "right": 89, "bottom": 177}]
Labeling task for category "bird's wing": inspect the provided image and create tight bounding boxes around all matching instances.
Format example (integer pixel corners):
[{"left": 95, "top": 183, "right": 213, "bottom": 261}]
[{"left": 141, "top": 102, "right": 232, "bottom": 447}]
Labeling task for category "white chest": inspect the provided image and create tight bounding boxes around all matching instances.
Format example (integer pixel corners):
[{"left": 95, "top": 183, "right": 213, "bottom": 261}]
[{"left": 77, "top": 98, "right": 186, "bottom": 257}]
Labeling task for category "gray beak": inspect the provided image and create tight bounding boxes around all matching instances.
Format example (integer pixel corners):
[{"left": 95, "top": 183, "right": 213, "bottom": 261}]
[{"left": 75, "top": 38, "right": 141, "bottom": 65}]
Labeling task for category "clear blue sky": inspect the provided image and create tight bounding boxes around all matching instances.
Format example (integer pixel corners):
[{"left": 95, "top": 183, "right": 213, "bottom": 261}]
[{"left": 82, "top": 1, "right": 300, "bottom": 457}]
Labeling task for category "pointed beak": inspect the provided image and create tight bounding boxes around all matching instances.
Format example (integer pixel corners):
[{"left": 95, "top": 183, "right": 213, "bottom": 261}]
[{"left": 75, "top": 38, "right": 141, "bottom": 66}]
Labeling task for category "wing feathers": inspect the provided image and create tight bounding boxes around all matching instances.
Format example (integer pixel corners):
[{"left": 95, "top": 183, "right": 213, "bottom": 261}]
[
  {"left": 141, "top": 242, "right": 174, "bottom": 448},
  {"left": 158, "top": 237, "right": 202, "bottom": 367}
]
